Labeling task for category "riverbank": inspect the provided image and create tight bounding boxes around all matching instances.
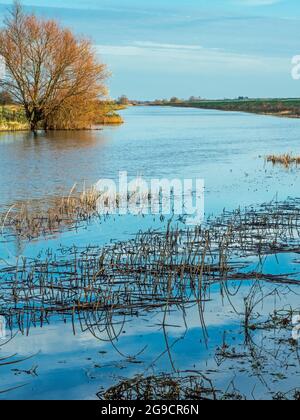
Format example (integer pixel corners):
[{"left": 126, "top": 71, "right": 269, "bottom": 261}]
[
  {"left": 0, "top": 122, "right": 29, "bottom": 131},
  {"left": 0, "top": 105, "right": 29, "bottom": 131},
  {"left": 148, "top": 98, "right": 300, "bottom": 119},
  {"left": 0, "top": 102, "right": 124, "bottom": 132}
]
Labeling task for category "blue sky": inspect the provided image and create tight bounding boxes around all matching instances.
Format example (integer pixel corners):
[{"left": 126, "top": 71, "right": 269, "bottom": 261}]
[{"left": 1, "top": 0, "right": 300, "bottom": 99}]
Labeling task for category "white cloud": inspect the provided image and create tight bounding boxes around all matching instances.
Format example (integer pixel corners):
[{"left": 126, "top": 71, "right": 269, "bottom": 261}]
[
  {"left": 134, "top": 42, "right": 204, "bottom": 51},
  {"left": 96, "top": 46, "right": 142, "bottom": 56},
  {"left": 96, "top": 41, "right": 287, "bottom": 72}
]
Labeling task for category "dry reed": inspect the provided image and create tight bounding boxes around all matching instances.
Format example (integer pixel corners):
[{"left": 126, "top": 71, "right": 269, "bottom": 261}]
[
  {"left": 97, "top": 373, "right": 218, "bottom": 401},
  {"left": 1, "top": 199, "right": 300, "bottom": 337},
  {"left": 267, "top": 154, "right": 300, "bottom": 167}
]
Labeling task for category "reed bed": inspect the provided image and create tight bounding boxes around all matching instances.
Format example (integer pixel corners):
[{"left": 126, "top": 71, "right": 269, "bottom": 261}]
[
  {"left": 98, "top": 372, "right": 300, "bottom": 401},
  {"left": 0, "top": 186, "right": 153, "bottom": 240},
  {"left": 211, "top": 199, "right": 300, "bottom": 256},
  {"left": 1, "top": 195, "right": 300, "bottom": 403},
  {"left": 273, "top": 390, "right": 300, "bottom": 401},
  {"left": 266, "top": 154, "right": 300, "bottom": 167},
  {"left": 0, "top": 186, "right": 102, "bottom": 240},
  {"left": 1, "top": 199, "right": 300, "bottom": 337},
  {"left": 1, "top": 198, "right": 300, "bottom": 399},
  {"left": 97, "top": 373, "right": 218, "bottom": 401},
  {"left": 0, "top": 236, "right": 232, "bottom": 336}
]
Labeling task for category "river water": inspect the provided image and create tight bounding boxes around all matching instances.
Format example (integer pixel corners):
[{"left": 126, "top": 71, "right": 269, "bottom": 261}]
[
  {"left": 1, "top": 106, "right": 300, "bottom": 213},
  {"left": 0, "top": 106, "right": 299, "bottom": 400}
]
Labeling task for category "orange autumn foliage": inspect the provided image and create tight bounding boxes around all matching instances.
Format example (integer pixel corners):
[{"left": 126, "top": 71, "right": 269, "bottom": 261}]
[{"left": 0, "top": 1, "right": 108, "bottom": 131}]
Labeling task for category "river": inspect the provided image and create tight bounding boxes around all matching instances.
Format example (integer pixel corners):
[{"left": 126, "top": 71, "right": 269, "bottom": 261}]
[{"left": 0, "top": 106, "right": 299, "bottom": 400}]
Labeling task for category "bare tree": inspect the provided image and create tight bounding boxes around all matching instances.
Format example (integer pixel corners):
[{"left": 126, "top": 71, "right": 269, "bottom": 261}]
[{"left": 0, "top": 1, "right": 108, "bottom": 132}]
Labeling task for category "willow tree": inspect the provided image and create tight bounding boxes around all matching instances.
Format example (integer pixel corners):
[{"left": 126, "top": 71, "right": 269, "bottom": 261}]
[{"left": 0, "top": 1, "right": 108, "bottom": 131}]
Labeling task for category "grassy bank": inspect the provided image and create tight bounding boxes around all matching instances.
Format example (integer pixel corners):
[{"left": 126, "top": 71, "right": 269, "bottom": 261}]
[
  {"left": 155, "top": 98, "right": 300, "bottom": 118},
  {"left": 94, "top": 101, "right": 124, "bottom": 125},
  {"left": 0, "top": 105, "right": 29, "bottom": 131},
  {"left": 95, "top": 114, "right": 123, "bottom": 124},
  {"left": 0, "top": 102, "right": 124, "bottom": 132}
]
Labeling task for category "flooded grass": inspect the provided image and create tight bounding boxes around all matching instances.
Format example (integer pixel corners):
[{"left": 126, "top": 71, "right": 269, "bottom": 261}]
[
  {"left": 0, "top": 185, "right": 154, "bottom": 240},
  {"left": 0, "top": 198, "right": 299, "bottom": 399},
  {"left": 98, "top": 368, "right": 300, "bottom": 400},
  {"left": 0, "top": 186, "right": 102, "bottom": 240},
  {"left": 266, "top": 154, "right": 300, "bottom": 167},
  {"left": 98, "top": 373, "right": 218, "bottom": 401},
  {"left": 2, "top": 198, "right": 300, "bottom": 335}
]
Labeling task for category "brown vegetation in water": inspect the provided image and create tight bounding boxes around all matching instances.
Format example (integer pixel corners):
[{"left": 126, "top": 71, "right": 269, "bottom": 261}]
[
  {"left": 97, "top": 372, "right": 300, "bottom": 401},
  {"left": 0, "top": 101, "right": 124, "bottom": 132},
  {"left": 266, "top": 154, "right": 300, "bottom": 167},
  {"left": 98, "top": 373, "right": 218, "bottom": 401},
  {"left": 94, "top": 101, "right": 124, "bottom": 125},
  {"left": 1, "top": 199, "right": 300, "bottom": 399},
  {"left": 1, "top": 185, "right": 102, "bottom": 239},
  {"left": 1, "top": 198, "right": 300, "bottom": 335}
]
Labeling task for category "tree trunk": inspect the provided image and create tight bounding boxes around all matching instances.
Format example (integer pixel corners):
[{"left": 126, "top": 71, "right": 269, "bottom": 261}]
[
  {"left": 29, "top": 109, "right": 42, "bottom": 133},
  {"left": 30, "top": 121, "right": 38, "bottom": 133}
]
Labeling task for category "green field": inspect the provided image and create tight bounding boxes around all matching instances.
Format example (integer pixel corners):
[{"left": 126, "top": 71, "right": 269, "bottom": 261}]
[{"left": 164, "top": 98, "right": 300, "bottom": 118}]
